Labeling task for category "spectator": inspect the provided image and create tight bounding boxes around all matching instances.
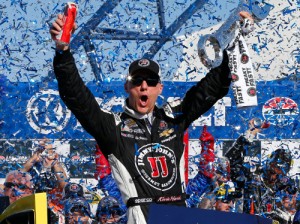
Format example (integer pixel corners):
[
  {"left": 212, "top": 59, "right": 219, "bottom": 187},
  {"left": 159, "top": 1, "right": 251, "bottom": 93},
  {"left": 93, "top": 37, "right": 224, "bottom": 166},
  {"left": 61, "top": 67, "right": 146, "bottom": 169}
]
[
  {"left": 187, "top": 125, "right": 240, "bottom": 212},
  {"left": 214, "top": 181, "right": 242, "bottom": 212},
  {"left": 280, "top": 194, "right": 297, "bottom": 216},
  {"left": 198, "top": 156, "right": 232, "bottom": 210},
  {"left": 21, "top": 139, "right": 69, "bottom": 223},
  {"left": 96, "top": 196, "right": 125, "bottom": 224},
  {"left": 94, "top": 145, "right": 127, "bottom": 222},
  {"left": 63, "top": 182, "right": 97, "bottom": 224},
  {"left": 0, "top": 183, "right": 4, "bottom": 196},
  {"left": 22, "top": 138, "right": 68, "bottom": 192},
  {"left": 2, "top": 170, "right": 34, "bottom": 204},
  {"left": 271, "top": 191, "right": 297, "bottom": 224},
  {"left": 225, "top": 118, "right": 298, "bottom": 223},
  {"left": 64, "top": 197, "right": 96, "bottom": 224}
]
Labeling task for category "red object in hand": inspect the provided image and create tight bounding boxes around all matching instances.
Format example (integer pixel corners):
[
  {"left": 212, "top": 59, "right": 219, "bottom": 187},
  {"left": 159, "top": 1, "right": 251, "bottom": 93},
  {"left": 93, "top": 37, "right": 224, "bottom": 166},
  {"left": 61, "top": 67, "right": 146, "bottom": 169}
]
[
  {"left": 56, "top": 2, "right": 78, "bottom": 45},
  {"left": 199, "top": 125, "right": 215, "bottom": 178},
  {"left": 261, "top": 121, "right": 270, "bottom": 129},
  {"left": 94, "top": 145, "right": 111, "bottom": 179}
]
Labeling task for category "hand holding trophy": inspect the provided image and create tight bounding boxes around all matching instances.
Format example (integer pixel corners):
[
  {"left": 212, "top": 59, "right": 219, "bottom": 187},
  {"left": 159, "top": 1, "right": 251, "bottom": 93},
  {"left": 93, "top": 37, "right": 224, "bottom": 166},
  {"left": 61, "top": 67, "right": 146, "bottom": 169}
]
[{"left": 198, "top": 0, "right": 273, "bottom": 108}]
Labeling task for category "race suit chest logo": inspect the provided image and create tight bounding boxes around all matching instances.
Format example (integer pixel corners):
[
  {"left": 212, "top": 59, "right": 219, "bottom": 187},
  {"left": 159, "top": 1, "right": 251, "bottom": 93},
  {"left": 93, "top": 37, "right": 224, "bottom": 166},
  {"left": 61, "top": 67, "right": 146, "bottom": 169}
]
[{"left": 135, "top": 143, "right": 177, "bottom": 191}]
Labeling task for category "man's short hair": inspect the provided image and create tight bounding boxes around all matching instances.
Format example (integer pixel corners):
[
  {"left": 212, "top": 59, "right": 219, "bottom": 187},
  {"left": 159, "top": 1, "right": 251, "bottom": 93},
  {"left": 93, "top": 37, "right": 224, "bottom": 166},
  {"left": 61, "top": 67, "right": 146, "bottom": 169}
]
[{"left": 5, "top": 170, "right": 34, "bottom": 189}]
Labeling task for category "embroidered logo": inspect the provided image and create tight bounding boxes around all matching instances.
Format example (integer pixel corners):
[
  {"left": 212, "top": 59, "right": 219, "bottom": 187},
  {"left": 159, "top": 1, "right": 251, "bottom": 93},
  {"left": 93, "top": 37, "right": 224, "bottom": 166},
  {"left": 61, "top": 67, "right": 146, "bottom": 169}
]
[
  {"left": 135, "top": 143, "right": 177, "bottom": 191},
  {"left": 159, "top": 121, "right": 168, "bottom": 130},
  {"left": 138, "top": 59, "right": 150, "bottom": 67},
  {"left": 159, "top": 128, "right": 174, "bottom": 137}
]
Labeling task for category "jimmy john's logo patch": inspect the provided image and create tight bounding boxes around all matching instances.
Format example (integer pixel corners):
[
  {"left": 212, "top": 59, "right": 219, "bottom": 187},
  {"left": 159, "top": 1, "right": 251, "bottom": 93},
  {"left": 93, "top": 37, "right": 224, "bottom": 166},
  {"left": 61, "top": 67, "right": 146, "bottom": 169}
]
[{"left": 135, "top": 143, "right": 177, "bottom": 191}]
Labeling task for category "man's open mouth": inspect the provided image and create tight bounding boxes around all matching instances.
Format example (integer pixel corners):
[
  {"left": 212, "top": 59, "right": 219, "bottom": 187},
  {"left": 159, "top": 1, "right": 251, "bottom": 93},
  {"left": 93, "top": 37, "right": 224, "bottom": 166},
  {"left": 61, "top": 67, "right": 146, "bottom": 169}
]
[
  {"left": 140, "top": 95, "right": 148, "bottom": 107},
  {"left": 141, "top": 95, "right": 148, "bottom": 102}
]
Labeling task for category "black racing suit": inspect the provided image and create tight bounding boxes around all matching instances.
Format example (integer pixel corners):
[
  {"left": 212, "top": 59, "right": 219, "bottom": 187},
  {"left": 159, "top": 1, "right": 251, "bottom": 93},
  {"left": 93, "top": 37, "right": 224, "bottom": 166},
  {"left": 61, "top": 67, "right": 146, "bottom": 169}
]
[{"left": 53, "top": 49, "right": 231, "bottom": 223}]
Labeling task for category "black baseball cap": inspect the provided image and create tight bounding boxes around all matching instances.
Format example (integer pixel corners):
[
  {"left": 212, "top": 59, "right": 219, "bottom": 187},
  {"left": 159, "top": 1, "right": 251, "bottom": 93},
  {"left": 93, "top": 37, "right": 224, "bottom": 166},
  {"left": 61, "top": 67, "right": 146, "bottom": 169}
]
[
  {"left": 128, "top": 58, "right": 160, "bottom": 78},
  {"left": 63, "top": 182, "right": 84, "bottom": 199}
]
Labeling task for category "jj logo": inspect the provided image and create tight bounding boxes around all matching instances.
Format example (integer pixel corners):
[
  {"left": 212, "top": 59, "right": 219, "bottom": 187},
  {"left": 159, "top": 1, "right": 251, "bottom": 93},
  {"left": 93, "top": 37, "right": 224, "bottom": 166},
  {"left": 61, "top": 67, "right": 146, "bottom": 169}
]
[
  {"left": 147, "top": 156, "right": 168, "bottom": 178},
  {"left": 135, "top": 144, "right": 177, "bottom": 191}
]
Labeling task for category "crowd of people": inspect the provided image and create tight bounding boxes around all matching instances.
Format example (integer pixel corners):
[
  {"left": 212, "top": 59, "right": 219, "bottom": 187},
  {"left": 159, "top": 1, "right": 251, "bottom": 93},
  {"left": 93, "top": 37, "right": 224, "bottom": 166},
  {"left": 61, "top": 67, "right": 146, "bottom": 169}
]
[
  {"left": 0, "top": 8, "right": 299, "bottom": 224},
  {"left": 0, "top": 121, "right": 299, "bottom": 224},
  {"left": 0, "top": 139, "right": 126, "bottom": 223}
]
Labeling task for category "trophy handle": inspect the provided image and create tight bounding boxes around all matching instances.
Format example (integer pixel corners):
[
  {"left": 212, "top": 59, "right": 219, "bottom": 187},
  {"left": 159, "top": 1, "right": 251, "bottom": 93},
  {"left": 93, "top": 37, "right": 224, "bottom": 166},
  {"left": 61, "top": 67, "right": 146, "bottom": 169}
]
[
  {"left": 198, "top": 0, "right": 273, "bottom": 68},
  {"left": 197, "top": 34, "right": 222, "bottom": 69}
]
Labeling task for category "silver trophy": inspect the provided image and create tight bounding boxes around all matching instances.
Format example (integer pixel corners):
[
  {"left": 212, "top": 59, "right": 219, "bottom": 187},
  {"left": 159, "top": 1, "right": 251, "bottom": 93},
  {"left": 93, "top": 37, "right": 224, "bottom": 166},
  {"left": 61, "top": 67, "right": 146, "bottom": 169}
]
[{"left": 198, "top": 0, "right": 272, "bottom": 69}]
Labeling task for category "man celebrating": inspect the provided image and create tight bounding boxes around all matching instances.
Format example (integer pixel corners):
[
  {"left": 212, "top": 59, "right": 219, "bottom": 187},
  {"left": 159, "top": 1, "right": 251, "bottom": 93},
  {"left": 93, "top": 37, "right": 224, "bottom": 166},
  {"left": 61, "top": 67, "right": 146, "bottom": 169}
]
[
  {"left": 2, "top": 170, "right": 34, "bottom": 204},
  {"left": 49, "top": 12, "right": 253, "bottom": 223}
]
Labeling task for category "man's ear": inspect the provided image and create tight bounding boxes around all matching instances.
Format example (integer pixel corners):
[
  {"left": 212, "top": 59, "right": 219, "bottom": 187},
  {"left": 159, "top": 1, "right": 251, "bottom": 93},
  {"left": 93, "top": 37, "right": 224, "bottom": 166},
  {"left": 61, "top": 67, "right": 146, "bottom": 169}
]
[
  {"left": 159, "top": 83, "right": 164, "bottom": 95},
  {"left": 124, "top": 81, "right": 129, "bottom": 93}
]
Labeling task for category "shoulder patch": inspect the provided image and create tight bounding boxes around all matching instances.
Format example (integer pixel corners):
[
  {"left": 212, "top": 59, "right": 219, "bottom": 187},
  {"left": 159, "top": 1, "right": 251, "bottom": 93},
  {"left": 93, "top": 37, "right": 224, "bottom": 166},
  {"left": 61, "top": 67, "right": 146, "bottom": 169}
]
[
  {"left": 163, "top": 103, "right": 174, "bottom": 118},
  {"left": 113, "top": 113, "right": 122, "bottom": 126},
  {"left": 167, "top": 97, "right": 181, "bottom": 107},
  {"left": 162, "top": 98, "right": 181, "bottom": 118}
]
